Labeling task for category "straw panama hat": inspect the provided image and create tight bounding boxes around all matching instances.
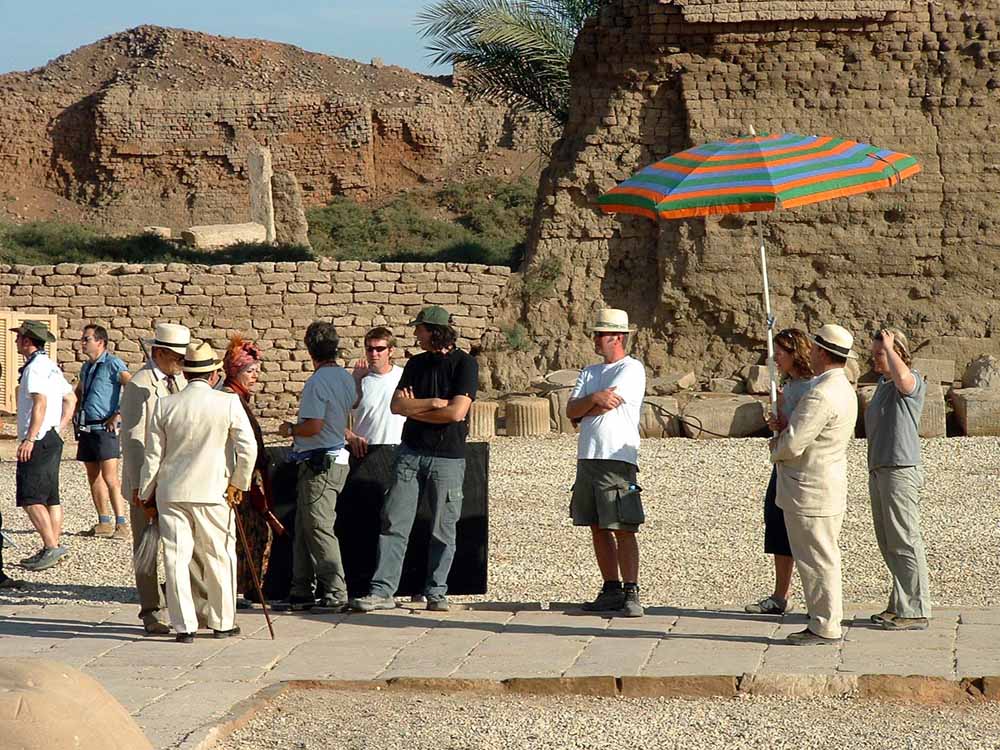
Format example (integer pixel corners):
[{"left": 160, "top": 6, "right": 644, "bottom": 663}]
[
  {"left": 591, "top": 308, "right": 636, "bottom": 333},
  {"left": 810, "top": 323, "right": 857, "bottom": 359},
  {"left": 182, "top": 341, "right": 222, "bottom": 374},
  {"left": 143, "top": 323, "right": 191, "bottom": 356}
]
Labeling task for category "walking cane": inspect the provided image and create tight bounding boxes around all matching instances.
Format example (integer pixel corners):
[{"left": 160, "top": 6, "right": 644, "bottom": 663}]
[{"left": 230, "top": 491, "right": 276, "bottom": 640}]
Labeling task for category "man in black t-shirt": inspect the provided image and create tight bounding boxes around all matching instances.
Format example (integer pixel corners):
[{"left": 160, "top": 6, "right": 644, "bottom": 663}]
[{"left": 349, "top": 306, "right": 478, "bottom": 613}]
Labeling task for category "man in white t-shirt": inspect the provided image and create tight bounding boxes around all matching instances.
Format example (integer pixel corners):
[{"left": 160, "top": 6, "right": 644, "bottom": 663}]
[
  {"left": 10, "top": 320, "right": 76, "bottom": 573},
  {"left": 566, "top": 309, "right": 647, "bottom": 617},
  {"left": 346, "top": 326, "right": 406, "bottom": 456}
]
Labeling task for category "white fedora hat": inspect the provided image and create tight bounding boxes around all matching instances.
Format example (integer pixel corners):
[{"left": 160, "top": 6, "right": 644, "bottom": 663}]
[
  {"left": 591, "top": 308, "right": 636, "bottom": 334},
  {"left": 810, "top": 323, "right": 857, "bottom": 359},
  {"left": 182, "top": 341, "right": 222, "bottom": 374},
  {"left": 143, "top": 323, "right": 190, "bottom": 356}
]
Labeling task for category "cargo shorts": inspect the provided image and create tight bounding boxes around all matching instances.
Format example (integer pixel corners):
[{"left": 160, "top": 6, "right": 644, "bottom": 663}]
[{"left": 570, "top": 459, "right": 644, "bottom": 532}]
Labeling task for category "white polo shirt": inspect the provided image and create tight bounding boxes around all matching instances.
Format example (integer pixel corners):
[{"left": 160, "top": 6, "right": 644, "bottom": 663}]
[
  {"left": 571, "top": 355, "right": 646, "bottom": 466},
  {"left": 17, "top": 351, "right": 72, "bottom": 440}
]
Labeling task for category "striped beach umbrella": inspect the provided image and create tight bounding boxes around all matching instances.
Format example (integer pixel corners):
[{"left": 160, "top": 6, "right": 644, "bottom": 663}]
[{"left": 598, "top": 132, "right": 920, "bottom": 405}]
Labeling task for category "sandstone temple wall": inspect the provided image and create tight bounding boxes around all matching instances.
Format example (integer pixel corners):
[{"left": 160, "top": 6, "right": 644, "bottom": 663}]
[
  {"left": 521, "top": 0, "right": 1000, "bottom": 380},
  {"left": 0, "top": 260, "right": 510, "bottom": 418}
]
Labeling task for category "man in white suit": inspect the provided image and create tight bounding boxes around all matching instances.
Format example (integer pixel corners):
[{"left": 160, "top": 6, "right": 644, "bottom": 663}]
[
  {"left": 770, "top": 323, "right": 858, "bottom": 645},
  {"left": 139, "top": 341, "right": 257, "bottom": 643}
]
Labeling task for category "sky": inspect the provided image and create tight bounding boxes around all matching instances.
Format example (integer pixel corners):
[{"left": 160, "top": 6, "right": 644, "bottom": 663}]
[{"left": 0, "top": 0, "right": 447, "bottom": 75}]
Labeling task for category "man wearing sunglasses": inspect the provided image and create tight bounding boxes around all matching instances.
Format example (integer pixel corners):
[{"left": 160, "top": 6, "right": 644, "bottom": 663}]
[{"left": 345, "top": 327, "right": 406, "bottom": 458}]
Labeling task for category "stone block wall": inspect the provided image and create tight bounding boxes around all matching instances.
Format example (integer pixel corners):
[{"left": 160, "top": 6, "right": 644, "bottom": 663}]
[{"left": 0, "top": 260, "right": 511, "bottom": 418}]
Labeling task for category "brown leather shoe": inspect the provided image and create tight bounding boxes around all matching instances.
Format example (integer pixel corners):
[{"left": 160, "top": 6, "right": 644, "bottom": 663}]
[
  {"left": 143, "top": 620, "right": 171, "bottom": 635},
  {"left": 112, "top": 525, "right": 130, "bottom": 541},
  {"left": 84, "top": 522, "right": 116, "bottom": 538},
  {"left": 880, "top": 617, "right": 929, "bottom": 631}
]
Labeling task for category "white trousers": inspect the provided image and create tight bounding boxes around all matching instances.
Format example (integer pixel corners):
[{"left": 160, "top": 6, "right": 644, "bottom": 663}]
[
  {"left": 784, "top": 511, "right": 844, "bottom": 639},
  {"left": 159, "top": 500, "right": 236, "bottom": 634}
]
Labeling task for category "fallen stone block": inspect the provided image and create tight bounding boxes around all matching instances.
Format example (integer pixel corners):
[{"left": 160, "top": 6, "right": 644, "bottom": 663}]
[
  {"left": 963, "top": 355, "right": 1000, "bottom": 389},
  {"left": 541, "top": 369, "right": 582, "bottom": 388},
  {"left": 951, "top": 388, "right": 1000, "bottom": 436},
  {"left": 744, "top": 365, "right": 773, "bottom": 395},
  {"left": 640, "top": 396, "right": 680, "bottom": 437},
  {"left": 912, "top": 357, "right": 956, "bottom": 385},
  {"left": 181, "top": 222, "right": 267, "bottom": 250},
  {"left": 0, "top": 657, "right": 153, "bottom": 749},
  {"left": 914, "top": 336, "right": 1000, "bottom": 383},
  {"left": 468, "top": 400, "right": 498, "bottom": 441},
  {"left": 857, "top": 382, "right": 946, "bottom": 438},
  {"left": 708, "top": 377, "right": 745, "bottom": 394},
  {"left": 681, "top": 395, "right": 768, "bottom": 439},
  {"left": 548, "top": 387, "right": 577, "bottom": 434},
  {"left": 505, "top": 396, "right": 551, "bottom": 436},
  {"left": 648, "top": 371, "right": 696, "bottom": 395},
  {"left": 141, "top": 225, "right": 171, "bottom": 239}
]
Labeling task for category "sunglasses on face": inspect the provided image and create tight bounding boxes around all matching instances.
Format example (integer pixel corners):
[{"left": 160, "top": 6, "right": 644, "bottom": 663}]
[
  {"left": 365, "top": 345, "right": 389, "bottom": 353},
  {"left": 80, "top": 336, "right": 95, "bottom": 343}
]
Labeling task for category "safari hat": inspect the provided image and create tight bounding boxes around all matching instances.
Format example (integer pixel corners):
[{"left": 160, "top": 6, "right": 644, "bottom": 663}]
[
  {"left": 182, "top": 341, "right": 222, "bottom": 374},
  {"left": 590, "top": 308, "right": 636, "bottom": 334},
  {"left": 143, "top": 323, "right": 190, "bottom": 355},
  {"left": 810, "top": 323, "right": 857, "bottom": 359},
  {"left": 9, "top": 319, "right": 56, "bottom": 344},
  {"left": 408, "top": 305, "right": 452, "bottom": 327}
]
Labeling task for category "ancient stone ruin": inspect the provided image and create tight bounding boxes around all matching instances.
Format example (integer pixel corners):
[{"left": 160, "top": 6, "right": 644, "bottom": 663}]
[{"left": 516, "top": 0, "right": 1000, "bottom": 385}]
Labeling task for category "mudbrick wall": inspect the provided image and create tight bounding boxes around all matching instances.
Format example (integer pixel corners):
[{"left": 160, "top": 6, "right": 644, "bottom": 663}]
[
  {"left": 0, "top": 260, "right": 511, "bottom": 418},
  {"left": 517, "top": 0, "right": 1000, "bottom": 382}
]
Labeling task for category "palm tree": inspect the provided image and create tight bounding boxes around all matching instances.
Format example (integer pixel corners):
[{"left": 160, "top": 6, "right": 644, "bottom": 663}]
[{"left": 417, "top": 0, "right": 604, "bottom": 123}]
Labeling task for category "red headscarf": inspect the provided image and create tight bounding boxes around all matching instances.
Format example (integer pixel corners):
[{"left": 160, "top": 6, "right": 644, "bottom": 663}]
[{"left": 223, "top": 335, "right": 261, "bottom": 399}]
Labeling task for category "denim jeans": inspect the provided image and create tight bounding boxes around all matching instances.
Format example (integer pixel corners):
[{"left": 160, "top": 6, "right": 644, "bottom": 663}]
[{"left": 370, "top": 448, "right": 465, "bottom": 599}]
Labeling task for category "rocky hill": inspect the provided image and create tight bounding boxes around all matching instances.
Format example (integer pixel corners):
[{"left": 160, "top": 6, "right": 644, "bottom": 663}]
[{"left": 0, "top": 26, "right": 550, "bottom": 231}]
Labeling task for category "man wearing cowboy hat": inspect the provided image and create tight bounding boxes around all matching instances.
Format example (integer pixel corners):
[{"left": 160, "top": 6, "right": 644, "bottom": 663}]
[
  {"left": 10, "top": 320, "right": 76, "bottom": 573},
  {"left": 120, "top": 322, "right": 209, "bottom": 634},
  {"left": 770, "top": 323, "right": 859, "bottom": 645},
  {"left": 566, "top": 308, "right": 647, "bottom": 617},
  {"left": 139, "top": 341, "right": 257, "bottom": 642}
]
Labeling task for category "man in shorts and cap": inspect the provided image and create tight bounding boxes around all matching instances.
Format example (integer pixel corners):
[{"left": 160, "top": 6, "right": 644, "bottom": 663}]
[
  {"left": 139, "top": 341, "right": 257, "bottom": 642},
  {"left": 566, "top": 309, "right": 647, "bottom": 617},
  {"left": 12, "top": 320, "right": 77, "bottom": 572},
  {"left": 770, "top": 323, "right": 858, "bottom": 645},
  {"left": 350, "top": 305, "right": 478, "bottom": 613}
]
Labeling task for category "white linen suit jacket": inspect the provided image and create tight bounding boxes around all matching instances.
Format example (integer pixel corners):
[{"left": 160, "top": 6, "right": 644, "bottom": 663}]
[
  {"left": 770, "top": 368, "right": 857, "bottom": 517},
  {"left": 139, "top": 380, "right": 257, "bottom": 504},
  {"left": 119, "top": 365, "right": 187, "bottom": 496}
]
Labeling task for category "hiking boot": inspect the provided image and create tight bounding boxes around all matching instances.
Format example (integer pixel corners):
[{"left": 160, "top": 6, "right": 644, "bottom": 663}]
[
  {"left": 426, "top": 596, "right": 450, "bottom": 612},
  {"left": 23, "top": 546, "right": 69, "bottom": 571},
  {"left": 786, "top": 628, "right": 840, "bottom": 646},
  {"left": 880, "top": 617, "right": 929, "bottom": 631},
  {"left": 143, "top": 619, "right": 171, "bottom": 635},
  {"left": 581, "top": 586, "right": 625, "bottom": 612},
  {"left": 288, "top": 595, "right": 316, "bottom": 612},
  {"left": 112, "top": 524, "right": 130, "bottom": 541},
  {"left": 349, "top": 594, "right": 397, "bottom": 612},
  {"left": 870, "top": 610, "right": 897, "bottom": 625},
  {"left": 314, "top": 593, "right": 349, "bottom": 613},
  {"left": 83, "top": 522, "right": 115, "bottom": 538},
  {"left": 213, "top": 625, "right": 242, "bottom": 639},
  {"left": 745, "top": 596, "right": 788, "bottom": 615},
  {"left": 621, "top": 587, "right": 644, "bottom": 618}
]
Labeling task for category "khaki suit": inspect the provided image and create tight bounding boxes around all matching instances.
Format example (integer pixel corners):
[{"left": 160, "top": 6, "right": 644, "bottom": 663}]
[
  {"left": 119, "top": 365, "right": 207, "bottom": 625},
  {"left": 771, "top": 368, "right": 857, "bottom": 638},
  {"left": 140, "top": 380, "right": 257, "bottom": 633}
]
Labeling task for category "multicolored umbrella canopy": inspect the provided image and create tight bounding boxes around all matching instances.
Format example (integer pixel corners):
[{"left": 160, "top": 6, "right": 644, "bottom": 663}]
[{"left": 598, "top": 132, "right": 921, "bottom": 221}]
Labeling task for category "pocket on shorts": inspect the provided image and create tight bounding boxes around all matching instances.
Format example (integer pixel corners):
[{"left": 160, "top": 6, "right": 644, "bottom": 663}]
[{"left": 615, "top": 483, "right": 645, "bottom": 525}]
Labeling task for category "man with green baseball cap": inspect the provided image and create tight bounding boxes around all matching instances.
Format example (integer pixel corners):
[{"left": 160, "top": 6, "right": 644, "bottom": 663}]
[{"left": 350, "top": 305, "right": 478, "bottom": 613}]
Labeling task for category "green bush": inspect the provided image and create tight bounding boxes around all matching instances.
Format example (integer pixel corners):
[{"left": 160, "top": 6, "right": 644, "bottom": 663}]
[{"left": 502, "top": 322, "right": 532, "bottom": 352}]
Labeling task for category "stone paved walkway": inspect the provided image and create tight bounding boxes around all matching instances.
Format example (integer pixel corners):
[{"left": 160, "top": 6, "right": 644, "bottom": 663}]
[{"left": 2, "top": 601, "right": 998, "bottom": 749}]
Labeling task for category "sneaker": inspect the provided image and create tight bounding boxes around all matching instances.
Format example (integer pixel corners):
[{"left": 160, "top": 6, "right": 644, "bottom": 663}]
[
  {"left": 23, "top": 546, "right": 69, "bottom": 571},
  {"left": 83, "top": 522, "right": 115, "bottom": 538},
  {"left": 19, "top": 548, "right": 45, "bottom": 566},
  {"left": 880, "top": 617, "right": 929, "bottom": 631},
  {"left": 175, "top": 632, "right": 195, "bottom": 644},
  {"left": 786, "top": 628, "right": 840, "bottom": 646},
  {"left": 581, "top": 587, "right": 625, "bottom": 612},
  {"left": 870, "top": 609, "right": 897, "bottom": 625},
  {"left": 426, "top": 596, "right": 450, "bottom": 612},
  {"left": 213, "top": 625, "right": 242, "bottom": 638},
  {"left": 112, "top": 525, "right": 130, "bottom": 541},
  {"left": 314, "top": 593, "right": 349, "bottom": 613},
  {"left": 621, "top": 587, "right": 644, "bottom": 618},
  {"left": 288, "top": 595, "right": 316, "bottom": 612},
  {"left": 349, "top": 594, "right": 397, "bottom": 612},
  {"left": 745, "top": 596, "right": 788, "bottom": 615}
]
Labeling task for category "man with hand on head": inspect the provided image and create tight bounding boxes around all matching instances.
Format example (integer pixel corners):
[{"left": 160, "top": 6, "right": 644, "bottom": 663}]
[
  {"left": 770, "top": 323, "right": 859, "bottom": 646},
  {"left": 139, "top": 341, "right": 257, "bottom": 643},
  {"left": 566, "top": 309, "right": 647, "bottom": 618},
  {"left": 345, "top": 326, "right": 406, "bottom": 459}
]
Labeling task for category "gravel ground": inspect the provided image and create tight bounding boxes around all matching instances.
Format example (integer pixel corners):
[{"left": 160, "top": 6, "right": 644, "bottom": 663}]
[
  {"left": 1, "top": 435, "right": 999, "bottom": 608},
  {"left": 217, "top": 688, "right": 1000, "bottom": 750}
]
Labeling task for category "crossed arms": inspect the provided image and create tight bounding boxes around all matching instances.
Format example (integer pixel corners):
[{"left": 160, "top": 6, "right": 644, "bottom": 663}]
[{"left": 391, "top": 387, "right": 472, "bottom": 424}]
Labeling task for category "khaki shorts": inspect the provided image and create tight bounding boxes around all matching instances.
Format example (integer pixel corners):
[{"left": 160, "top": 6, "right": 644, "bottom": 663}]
[{"left": 570, "top": 459, "right": 644, "bottom": 531}]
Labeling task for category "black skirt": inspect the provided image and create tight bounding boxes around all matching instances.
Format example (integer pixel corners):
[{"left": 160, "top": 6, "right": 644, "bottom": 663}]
[{"left": 763, "top": 466, "right": 792, "bottom": 557}]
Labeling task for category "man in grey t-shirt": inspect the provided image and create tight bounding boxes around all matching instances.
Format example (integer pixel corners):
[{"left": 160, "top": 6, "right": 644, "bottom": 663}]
[
  {"left": 279, "top": 321, "right": 356, "bottom": 611},
  {"left": 864, "top": 328, "right": 930, "bottom": 631}
]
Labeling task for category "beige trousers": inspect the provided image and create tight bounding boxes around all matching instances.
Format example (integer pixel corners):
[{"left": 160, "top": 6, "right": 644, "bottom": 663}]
[
  {"left": 784, "top": 511, "right": 845, "bottom": 639},
  {"left": 159, "top": 500, "right": 236, "bottom": 634}
]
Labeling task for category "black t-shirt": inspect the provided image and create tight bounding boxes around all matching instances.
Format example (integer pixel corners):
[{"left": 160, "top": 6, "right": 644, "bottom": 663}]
[{"left": 398, "top": 349, "right": 479, "bottom": 458}]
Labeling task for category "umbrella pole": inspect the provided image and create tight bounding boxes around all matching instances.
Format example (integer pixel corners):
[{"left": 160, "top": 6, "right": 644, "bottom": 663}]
[{"left": 757, "top": 214, "right": 779, "bottom": 417}]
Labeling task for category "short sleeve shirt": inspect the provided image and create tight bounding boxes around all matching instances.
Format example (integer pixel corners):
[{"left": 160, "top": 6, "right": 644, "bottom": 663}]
[
  {"left": 864, "top": 370, "right": 926, "bottom": 469},
  {"left": 398, "top": 349, "right": 478, "bottom": 458},
  {"left": 79, "top": 352, "right": 128, "bottom": 423},
  {"left": 352, "top": 365, "right": 406, "bottom": 445},
  {"left": 292, "top": 365, "right": 357, "bottom": 453},
  {"left": 571, "top": 356, "right": 646, "bottom": 466},
  {"left": 17, "top": 352, "right": 72, "bottom": 440}
]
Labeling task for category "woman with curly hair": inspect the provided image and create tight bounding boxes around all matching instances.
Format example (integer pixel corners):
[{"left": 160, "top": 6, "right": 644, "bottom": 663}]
[
  {"left": 746, "top": 328, "right": 814, "bottom": 615},
  {"left": 222, "top": 336, "right": 275, "bottom": 604}
]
